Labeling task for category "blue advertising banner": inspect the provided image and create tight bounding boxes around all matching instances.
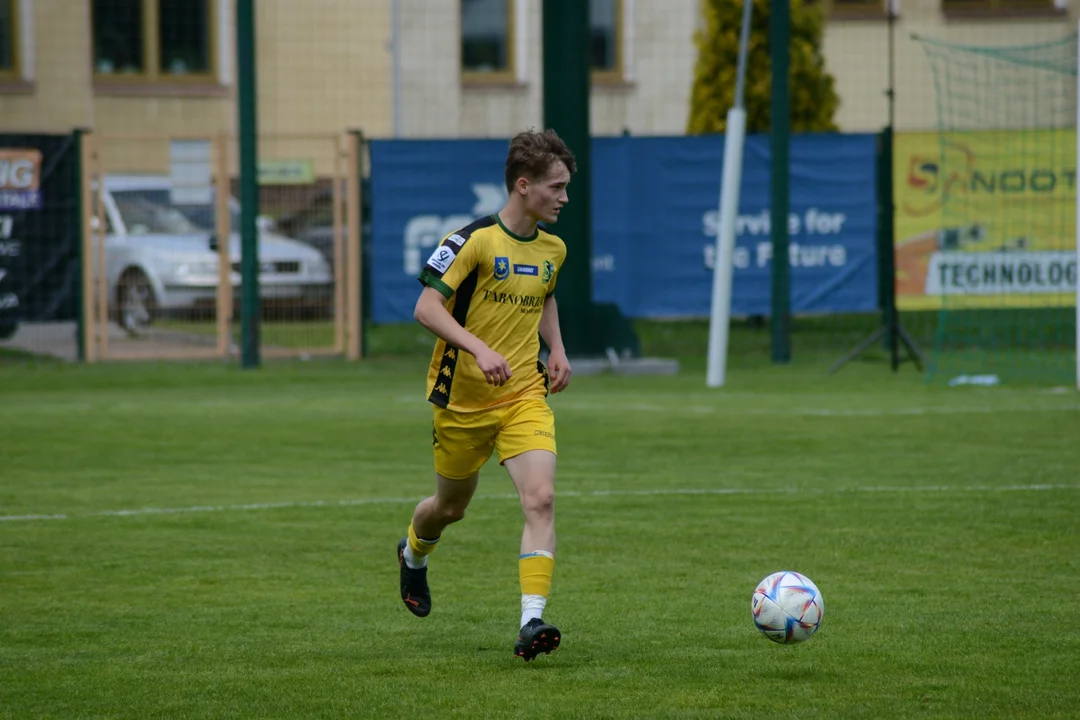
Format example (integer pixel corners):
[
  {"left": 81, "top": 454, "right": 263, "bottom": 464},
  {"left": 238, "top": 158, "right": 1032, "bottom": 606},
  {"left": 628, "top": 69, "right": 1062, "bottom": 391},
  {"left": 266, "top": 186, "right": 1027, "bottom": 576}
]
[
  {"left": 592, "top": 133, "right": 879, "bottom": 317},
  {"left": 369, "top": 139, "right": 509, "bottom": 323},
  {"left": 369, "top": 134, "right": 878, "bottom": 323}
]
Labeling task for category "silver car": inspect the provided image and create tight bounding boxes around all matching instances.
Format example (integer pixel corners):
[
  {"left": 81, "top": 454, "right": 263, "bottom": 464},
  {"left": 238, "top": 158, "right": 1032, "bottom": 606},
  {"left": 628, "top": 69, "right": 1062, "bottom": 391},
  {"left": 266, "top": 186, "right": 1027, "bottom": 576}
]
[{"left": 96, "top": 175, "right": 333, "bottom": 332}]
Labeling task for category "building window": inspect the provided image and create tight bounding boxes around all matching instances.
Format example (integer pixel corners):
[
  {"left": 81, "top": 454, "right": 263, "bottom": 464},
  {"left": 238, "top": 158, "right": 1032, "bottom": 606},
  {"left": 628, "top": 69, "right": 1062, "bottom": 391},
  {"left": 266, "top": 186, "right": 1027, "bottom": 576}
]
[
  {"left": 159, "top": 0, "right": 210, "bottom": 75},
  {"left": 93, "top": 0, "right": 143, "bottom": 74},
  {"left": 460, "top": 0, "right": 625, "bottom": 86},
  {"left": 0, "top": 0, "right": 17, "bottom": 75},
  {"left": 590, "top": 0, "right": 623, "bottom": 82},
  {"left": 461, "top": 0, "right": 514, "bottom": 83},
  {"left": 93, "top": 0, "right": 215, "bottom": 82}
]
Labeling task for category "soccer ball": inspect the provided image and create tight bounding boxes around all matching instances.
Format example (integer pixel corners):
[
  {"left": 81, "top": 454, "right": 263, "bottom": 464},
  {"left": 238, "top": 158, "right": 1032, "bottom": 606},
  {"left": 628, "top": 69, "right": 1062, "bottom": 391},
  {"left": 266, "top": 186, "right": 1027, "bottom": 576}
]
[{"left": 751, "top": 570, "right": 824, "bottom": 644}]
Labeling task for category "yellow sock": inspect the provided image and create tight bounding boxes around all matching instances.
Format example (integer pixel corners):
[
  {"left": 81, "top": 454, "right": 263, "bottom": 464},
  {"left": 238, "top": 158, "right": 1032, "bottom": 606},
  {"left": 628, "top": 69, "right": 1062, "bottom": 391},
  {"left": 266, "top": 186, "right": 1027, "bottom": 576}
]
[
  {"left": 520, "top": 551, "right": 554, "bottom": 627},
  {"left": 406, "top": 523, "right": 440, "bottom": 566}
]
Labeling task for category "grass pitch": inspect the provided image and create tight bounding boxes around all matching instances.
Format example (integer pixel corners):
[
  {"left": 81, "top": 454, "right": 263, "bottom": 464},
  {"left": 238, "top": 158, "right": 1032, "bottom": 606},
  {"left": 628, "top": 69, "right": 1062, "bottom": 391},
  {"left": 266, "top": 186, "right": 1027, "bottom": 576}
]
[{"left": 1, "top": 351, "right": 1078, "bottom": 719}]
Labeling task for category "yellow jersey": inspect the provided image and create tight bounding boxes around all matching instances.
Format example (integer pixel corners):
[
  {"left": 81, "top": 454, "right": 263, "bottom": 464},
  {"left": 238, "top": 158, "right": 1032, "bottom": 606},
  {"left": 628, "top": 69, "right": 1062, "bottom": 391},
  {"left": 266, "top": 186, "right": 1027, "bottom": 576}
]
[{"left": 418, "top": 214, "right": 567, "bottom": 412}]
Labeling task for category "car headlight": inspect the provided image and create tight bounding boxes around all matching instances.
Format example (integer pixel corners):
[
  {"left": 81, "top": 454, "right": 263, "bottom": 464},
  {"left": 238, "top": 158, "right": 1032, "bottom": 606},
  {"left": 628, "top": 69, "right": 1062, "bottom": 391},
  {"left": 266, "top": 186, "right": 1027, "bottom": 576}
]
[{"left": 310, "top": 256, "right": 331, "bottom": 278}]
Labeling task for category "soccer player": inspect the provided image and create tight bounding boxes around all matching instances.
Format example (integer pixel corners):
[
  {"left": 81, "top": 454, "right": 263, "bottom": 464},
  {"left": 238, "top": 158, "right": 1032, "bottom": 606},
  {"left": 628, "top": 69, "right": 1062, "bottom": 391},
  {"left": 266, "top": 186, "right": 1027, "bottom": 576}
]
[{"left": 396, "top": 128, "right": 576, "bottom": 662}]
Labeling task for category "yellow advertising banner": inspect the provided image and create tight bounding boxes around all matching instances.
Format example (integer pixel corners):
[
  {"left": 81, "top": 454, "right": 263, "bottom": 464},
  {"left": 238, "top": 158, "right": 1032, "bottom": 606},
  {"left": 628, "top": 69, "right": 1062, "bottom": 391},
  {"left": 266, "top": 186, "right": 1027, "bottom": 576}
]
[{"left": 894, "top": 130, "right": 1077, "bottom": 310}]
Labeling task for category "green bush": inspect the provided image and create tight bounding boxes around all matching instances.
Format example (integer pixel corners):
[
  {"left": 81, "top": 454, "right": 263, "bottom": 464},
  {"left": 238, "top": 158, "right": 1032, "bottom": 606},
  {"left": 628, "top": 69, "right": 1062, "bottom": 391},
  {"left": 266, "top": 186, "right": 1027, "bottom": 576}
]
[{"left": 687, "top": 0, "right": 840, "bottom": 134}]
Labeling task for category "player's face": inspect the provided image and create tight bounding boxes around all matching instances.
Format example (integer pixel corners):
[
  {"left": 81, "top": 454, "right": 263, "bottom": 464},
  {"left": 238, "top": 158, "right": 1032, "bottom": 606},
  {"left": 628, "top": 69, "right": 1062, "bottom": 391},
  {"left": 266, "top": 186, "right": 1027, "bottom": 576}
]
[{"left": 525, "top": 161, "right": 571, "bottom": 224}]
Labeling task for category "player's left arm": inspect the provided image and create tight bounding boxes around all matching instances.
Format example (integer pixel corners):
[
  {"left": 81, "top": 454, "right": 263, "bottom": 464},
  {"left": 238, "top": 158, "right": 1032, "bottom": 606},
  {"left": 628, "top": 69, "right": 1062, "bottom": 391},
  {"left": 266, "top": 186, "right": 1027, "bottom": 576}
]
[{"left": 539, "top": 295, "right": 571, "bottom": 393}]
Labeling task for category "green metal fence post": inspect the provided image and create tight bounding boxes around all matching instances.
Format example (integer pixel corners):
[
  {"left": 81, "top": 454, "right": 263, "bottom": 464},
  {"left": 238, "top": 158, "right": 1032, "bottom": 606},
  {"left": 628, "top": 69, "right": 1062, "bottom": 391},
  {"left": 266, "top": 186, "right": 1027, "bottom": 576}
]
[
  {"left": 770, "top": 0, "right": 791, "bottom": 364},
  {"left": 73, "top": 129, "right": 87, "bottom": 363},
  {"left": 879, "top": 127, "right": 899, "bottom": 371},
  {"left": 237, "top": 0, "right": 260, "bottom": 368},
  {"left": 542, "top": 0, "right": 598, "bottom": 357}
]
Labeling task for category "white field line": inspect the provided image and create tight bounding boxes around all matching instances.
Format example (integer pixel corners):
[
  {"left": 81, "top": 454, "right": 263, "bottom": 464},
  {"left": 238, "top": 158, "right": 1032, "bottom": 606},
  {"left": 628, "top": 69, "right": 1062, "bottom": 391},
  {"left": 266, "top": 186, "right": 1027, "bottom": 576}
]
[
  {"left": 550, "top": 402, "right": 1080, "bottom": 417},
  {"left": 2, "top": 484, "right": 1078, "bottom": 524}
]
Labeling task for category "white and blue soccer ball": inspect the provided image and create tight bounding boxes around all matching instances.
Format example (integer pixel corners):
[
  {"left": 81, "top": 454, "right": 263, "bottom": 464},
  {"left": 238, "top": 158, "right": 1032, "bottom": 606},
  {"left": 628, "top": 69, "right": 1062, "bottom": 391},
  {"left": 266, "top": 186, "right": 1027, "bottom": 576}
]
[{"left": 751, "top": 570, "right": 824, "bottom": 645}]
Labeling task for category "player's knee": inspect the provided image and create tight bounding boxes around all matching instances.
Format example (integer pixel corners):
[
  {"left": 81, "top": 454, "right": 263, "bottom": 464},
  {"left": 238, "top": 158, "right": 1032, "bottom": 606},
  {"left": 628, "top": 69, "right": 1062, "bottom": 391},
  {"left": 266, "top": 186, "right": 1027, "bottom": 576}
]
[
  {"left": 437, "top": 501, "right": 468, "bottom": 524},
  {"left": 521, "top": 487, "right": 555, "bottom": 519}
]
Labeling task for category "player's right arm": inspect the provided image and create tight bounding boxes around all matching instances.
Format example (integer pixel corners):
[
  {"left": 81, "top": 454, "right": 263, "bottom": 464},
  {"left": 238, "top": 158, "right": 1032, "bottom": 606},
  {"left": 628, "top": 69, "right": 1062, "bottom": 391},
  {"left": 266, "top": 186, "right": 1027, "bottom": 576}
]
[
  {"left": 414, "top": 288, "right": 511, "bottom": 385},
  {"left": 414, "top": 236, "right": 512, "bottom": 386}
]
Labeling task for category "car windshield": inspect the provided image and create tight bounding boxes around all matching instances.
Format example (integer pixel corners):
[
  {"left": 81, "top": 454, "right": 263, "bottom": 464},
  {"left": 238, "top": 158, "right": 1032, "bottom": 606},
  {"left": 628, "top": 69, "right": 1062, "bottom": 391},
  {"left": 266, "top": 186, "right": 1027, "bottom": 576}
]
[{"left": 111, "top": 190, "right": 239, "bottom": 235}]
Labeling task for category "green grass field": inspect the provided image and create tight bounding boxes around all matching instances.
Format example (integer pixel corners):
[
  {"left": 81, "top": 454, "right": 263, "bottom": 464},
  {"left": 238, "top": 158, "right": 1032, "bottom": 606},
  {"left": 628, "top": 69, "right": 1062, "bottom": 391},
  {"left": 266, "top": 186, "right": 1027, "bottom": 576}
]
[
  {"left": 155, "top": 320, "right": 339, "bottom": 351},
  {"left": 2, "top": 347, "right": 1079, "bottom": 719}
]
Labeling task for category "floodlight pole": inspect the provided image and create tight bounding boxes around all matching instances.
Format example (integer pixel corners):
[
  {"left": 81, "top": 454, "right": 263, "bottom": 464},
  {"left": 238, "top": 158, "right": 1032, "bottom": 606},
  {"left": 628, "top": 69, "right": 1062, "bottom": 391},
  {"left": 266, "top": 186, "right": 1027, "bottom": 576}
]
[
  {"left": 828, "top": 0, "right": 925, "bottom": 376},
  {"left": 886, "top": 0, "right": 899, "bottom": 371},
  {"left": 705, "top": 0, "right": 753, "bottom": 388}
]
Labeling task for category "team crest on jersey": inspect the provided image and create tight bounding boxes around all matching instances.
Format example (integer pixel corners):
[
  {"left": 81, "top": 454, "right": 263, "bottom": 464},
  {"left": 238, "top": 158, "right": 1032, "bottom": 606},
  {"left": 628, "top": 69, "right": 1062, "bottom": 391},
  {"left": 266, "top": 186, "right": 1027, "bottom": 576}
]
[
  {"left": 542, "top": 260, "right": 556, "bottom": 284},
  {"left": 494, "top": 256, "right": 510, "bottom": 280}
]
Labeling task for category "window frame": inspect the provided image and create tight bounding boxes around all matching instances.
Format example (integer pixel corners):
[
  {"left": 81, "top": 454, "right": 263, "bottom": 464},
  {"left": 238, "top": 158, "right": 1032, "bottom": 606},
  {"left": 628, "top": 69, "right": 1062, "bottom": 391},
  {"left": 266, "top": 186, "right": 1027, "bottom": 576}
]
[
  {"left": 942, "top": 0, "right": 1064, "bottom": 18},
  {"left": 590, "top": 0, "right": 626, "bottom": 85},
  {"left": 92, "top": 0, "right": 220, "bottom": 90},
  {"left": 822, "top": 0, "right": 891, "bottom": 20},
  {"left": 0, "top": 0, "right": 19, "bottom": 80},
  {"left": 0, "top": 0, "right": 34, "bottom": 93},
  {"left": 460, "top": 0, "right": 517, "bottom": 86}
]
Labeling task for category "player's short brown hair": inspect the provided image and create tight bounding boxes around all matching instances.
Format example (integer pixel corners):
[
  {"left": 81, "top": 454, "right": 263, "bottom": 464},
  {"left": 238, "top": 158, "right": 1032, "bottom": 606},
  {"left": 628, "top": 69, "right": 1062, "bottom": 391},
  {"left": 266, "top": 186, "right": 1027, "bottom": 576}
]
[{"left": 504, "top": 128, "right": 577, "bottom": 192}]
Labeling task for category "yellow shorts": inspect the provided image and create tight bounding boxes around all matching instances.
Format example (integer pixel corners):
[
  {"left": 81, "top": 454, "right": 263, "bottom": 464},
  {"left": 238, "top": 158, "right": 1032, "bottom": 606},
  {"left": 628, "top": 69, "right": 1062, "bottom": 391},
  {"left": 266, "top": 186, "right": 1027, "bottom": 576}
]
[{"left": 432, "top": 398, "right": 557, "bottom": 480}]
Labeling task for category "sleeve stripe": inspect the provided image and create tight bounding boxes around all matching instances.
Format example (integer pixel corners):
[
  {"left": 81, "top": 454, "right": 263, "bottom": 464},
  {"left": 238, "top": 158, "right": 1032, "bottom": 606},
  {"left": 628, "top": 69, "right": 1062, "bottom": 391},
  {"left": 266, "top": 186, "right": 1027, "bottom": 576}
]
[{"left": 419, "top": 270, "right": 454, "bottom": 299}]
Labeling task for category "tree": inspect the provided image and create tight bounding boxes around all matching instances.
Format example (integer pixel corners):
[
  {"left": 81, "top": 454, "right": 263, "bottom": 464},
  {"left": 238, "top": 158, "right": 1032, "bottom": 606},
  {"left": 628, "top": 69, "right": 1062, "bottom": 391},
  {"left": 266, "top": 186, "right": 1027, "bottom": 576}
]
[{"left": 687, "top": 0, "right": 840, "bottom": 134}]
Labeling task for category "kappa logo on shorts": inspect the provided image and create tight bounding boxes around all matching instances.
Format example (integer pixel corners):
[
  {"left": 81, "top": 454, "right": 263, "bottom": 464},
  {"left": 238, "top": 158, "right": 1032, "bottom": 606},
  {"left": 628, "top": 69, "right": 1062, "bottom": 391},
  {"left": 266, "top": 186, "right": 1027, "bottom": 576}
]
[{"left": 494, "top": 256, "right": 510, "bottom": 280}]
